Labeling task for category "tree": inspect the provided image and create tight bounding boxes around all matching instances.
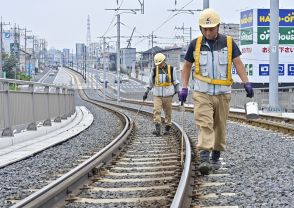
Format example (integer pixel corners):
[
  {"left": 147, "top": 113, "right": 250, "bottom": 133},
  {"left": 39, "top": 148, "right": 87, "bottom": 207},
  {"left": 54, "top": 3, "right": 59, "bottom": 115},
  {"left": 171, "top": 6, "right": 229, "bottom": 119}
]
[{"left": 2, "top": 54, "right": 18, "bottom": 79}]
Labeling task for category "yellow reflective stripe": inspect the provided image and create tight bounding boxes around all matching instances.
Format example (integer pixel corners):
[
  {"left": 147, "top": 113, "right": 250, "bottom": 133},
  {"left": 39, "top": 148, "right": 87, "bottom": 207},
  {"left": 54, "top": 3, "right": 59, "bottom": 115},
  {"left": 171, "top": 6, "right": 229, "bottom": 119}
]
[
  {"left": 195, "top": 75, "right": 232, "bottom": 86},
  {"left": 167, "top": 65, "right": 171, "bottom": 82},
  {"left": 195, "top": 36, "right": 203, "bottom": 75},
  {"left": 155, "top": 66, "right": 159, "bottom": 85},
  {"left": 157, "top": 82, "right": 173, "bottom": 87},
  {"left": 194, "top": 35, "right": 233, "bottom": 86},
  {"left": 155, "top": 65, "right": 173, "bottom": 87},
  {"left": 227, "top": 36, "right": 233, "bottom": 84}
]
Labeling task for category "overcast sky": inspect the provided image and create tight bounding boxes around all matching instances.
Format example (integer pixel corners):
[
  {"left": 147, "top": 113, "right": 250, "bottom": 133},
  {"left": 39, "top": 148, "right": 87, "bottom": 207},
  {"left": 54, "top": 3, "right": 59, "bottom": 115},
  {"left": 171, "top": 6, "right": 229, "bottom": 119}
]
[{"left": 0, "top": 0, "right": 292, "bottom": 51}]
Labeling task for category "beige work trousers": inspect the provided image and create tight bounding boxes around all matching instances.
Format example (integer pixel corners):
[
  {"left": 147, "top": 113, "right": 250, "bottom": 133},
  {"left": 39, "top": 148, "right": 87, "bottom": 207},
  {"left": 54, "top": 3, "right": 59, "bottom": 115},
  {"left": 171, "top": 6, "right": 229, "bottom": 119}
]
[
  {"left": 192, "top": 91, "right": 231, "bottom": 151},
  {"left": 153, "top": 96, "right": 173, "bottom": 125}
]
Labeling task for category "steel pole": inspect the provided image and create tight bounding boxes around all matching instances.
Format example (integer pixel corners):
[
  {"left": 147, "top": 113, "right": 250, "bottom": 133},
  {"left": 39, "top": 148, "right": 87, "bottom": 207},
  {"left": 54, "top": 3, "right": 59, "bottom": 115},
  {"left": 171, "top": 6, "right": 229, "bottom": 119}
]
[
  {"left": 0, "top": 18, "right": 2, "bottom": 74},
  {"left": 203, "top": 0, "right": 209, "bottom": 9},
  {"left": 103, "top": 37, "right": 106, "bottom": 100},
  {"left": 116, "top": 14, "right": 121, "bottom": 102},
  {"left": 269, "top": 0, "right": 280, "bottom": 110}
]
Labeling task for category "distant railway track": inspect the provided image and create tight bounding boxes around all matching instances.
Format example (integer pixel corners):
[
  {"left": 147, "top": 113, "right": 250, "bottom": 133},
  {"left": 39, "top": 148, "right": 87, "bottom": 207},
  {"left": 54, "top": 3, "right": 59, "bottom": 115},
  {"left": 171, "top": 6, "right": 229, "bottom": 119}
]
[
  {"left": 12, "top": 68, "right": 193, "bottom": 208},
  {"left": 121, "top": 99, "right": 294, "bottom": 137}
]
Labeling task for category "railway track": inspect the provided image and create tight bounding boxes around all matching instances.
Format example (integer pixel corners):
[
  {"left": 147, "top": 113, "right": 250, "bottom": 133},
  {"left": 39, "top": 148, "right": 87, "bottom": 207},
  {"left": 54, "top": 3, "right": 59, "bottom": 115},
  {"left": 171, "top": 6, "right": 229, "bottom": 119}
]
[
  {"left": 11, "top": 69, "right": 193, "bottom": 208},
  {"left": 61, "top": 67, "right": 294, "bottom": 208},
  {"left": 121, "top": 99, "right": 294, "bottom": 137}
]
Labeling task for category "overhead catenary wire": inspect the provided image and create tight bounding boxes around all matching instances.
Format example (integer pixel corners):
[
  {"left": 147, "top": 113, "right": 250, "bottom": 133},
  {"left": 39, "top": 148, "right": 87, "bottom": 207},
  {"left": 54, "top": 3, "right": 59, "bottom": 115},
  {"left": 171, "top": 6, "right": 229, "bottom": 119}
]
[
  {"left": 101, "top": 0, "right": 124, "bottom": 37},
  {"left": 133, "top": 0, "right": 196, "bottom": 48}
]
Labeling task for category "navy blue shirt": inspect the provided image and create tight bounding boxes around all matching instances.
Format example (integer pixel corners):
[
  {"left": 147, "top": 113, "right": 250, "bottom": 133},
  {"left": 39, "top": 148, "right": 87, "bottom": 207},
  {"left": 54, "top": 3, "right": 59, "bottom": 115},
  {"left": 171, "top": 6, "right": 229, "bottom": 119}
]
[{"left": 185, "top": 34, "right": 241, "bottom": 63}]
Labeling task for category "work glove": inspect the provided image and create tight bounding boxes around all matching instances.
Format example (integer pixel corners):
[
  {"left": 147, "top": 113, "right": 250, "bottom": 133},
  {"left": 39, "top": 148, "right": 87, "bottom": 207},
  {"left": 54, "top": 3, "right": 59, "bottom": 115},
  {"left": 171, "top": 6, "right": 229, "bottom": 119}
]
[
  {"left": 244, "top": 82, "right": 254, "bottom": 98},
  {"left": 143, "top": 91, "right": 148, "bottom": 101},
  {"left": 143, "top": 87, "right": 150, "bottom": 101},
  {"left": 178, "top": 88, "right": 188, "bottom": 102}
]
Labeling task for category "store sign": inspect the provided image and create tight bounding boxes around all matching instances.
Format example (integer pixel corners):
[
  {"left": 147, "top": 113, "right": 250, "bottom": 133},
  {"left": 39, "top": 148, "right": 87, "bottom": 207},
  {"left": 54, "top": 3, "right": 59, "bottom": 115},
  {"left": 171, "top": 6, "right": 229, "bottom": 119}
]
[
  {"left": 257, "top": 9, "right": 294, "bottom": 27},
  {"left": 240, "top": 28, "right": 253, "bottom": 45},
  {"left": 257, "top": 27, "right": 294, "bottom": 44},
  {"left": 232, "top": 65, "right": 236, "bottom": 74},
  {"left": 240, "top": 9, "right": 253, "bottom": 28},
  {"left": 288, "top": 64, "right": 294, "bottom": 75},
  {"left": 10, "top": 43, "right": 19, "bottom": 54},
  {"left": 245, "top": 64, "right": 253, "bottom": 76},
  {"left": 259, "top": 64, "right": 285, "bottom": 76},
  {"left": 4, "top": 32, "right": 10, "bottom": 39}
]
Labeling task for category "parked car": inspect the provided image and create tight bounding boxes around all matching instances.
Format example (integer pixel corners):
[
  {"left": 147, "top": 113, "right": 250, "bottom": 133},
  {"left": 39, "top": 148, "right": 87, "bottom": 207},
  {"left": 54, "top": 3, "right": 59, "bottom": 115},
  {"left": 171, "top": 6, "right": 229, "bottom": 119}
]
[
  {"left": 115, "top": 75, "right": 129, "bottom": 83},
  {"left": 114, "top": 78, "right": 122, "bottom": 84},
  {"left": 121, "top": 75, "right": 129, "bottom": 81}
]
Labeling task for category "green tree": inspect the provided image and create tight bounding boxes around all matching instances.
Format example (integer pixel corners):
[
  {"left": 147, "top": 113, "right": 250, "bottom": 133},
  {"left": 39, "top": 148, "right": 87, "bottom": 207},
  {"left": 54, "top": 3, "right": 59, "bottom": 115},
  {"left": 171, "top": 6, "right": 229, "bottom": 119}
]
[{"left": 2, "top": 54, "right": 18, "bottom": 79}]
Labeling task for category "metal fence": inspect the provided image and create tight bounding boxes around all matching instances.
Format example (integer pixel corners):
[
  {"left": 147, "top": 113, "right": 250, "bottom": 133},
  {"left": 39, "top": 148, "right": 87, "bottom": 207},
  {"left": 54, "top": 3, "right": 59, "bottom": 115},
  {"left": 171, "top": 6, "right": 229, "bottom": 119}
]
[
  {"left": 231, "top": 87, "right": 294, "bottom": 112},
  {"left": 0, "top": 78, "right": 75, "bottom": 136}
]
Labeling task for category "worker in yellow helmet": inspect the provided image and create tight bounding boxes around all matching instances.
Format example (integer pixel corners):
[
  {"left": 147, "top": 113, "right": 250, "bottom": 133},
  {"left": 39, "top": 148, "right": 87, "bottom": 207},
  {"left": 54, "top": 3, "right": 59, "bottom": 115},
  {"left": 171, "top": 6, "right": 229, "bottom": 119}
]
[
  {"left": 179, "top": 8, "right": 254, "bottom": 175},
  {"left": 143, "top": 53, "right": 180, "bottom": 136}
]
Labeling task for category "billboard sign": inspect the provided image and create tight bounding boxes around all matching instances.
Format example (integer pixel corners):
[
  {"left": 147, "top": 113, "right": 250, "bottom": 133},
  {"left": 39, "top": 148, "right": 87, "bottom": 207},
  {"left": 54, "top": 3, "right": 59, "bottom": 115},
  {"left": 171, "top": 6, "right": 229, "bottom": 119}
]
[
  {"left": 10, "top": 43, "right": 19, "bottom": 55},
  {"left": 245, "top": 64, "right": 253, "bottom": 76},
  {"left": 240, "top": 28, "right": 253, "bottom": 45},
  {"left": 257, "top": 27, "right": 294, "bottom": 44},
  {"left": 257, "top": 9, "right": 294, "bottom": 27},
  {"left": 259, "top": 64, "right": 285, "bottom": 76},
  {"left": 4, "top": 32, "right": 11, "bottom": 39},
  {"left": 288, "top": 64, "right": 294, "bottom": 75},
  {"left": 259, "top": 64, "right": 269, "bottom": 76},
  {"left": 240, "top": 9, "right": 253, "bottom": 28}
]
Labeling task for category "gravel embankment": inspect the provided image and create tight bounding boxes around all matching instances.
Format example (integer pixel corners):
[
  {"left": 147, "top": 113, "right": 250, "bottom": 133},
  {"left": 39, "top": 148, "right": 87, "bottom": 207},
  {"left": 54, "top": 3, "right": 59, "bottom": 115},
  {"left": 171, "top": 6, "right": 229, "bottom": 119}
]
[{"left": 0, "top": 90, "right": 123, "bottom": 208}]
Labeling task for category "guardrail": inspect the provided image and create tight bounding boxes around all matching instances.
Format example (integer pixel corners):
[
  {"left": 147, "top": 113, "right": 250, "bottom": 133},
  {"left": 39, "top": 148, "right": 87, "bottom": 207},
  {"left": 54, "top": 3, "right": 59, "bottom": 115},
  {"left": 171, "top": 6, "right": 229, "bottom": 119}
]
[
  {"left": 0, "top": 78, "right": 75, "bottom": 136},
  {"left": 231, "top": 86, "right": 294, "bottom": 112}
]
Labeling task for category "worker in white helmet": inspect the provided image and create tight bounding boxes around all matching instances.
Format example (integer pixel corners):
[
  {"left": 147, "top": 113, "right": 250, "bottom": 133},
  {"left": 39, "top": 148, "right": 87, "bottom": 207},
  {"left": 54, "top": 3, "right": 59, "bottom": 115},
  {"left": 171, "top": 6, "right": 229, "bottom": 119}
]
[
  {"left": 179, "top": 8, "right": 254, "bottom": 175},
  {"left": 143, "top": 52, "right": 180, "bottom": 136}
]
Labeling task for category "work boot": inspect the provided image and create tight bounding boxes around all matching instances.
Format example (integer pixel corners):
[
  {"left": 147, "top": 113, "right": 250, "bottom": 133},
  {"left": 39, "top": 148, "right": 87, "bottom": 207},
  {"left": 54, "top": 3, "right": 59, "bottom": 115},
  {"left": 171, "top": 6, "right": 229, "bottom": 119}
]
[
  {"left": 198, "top": 150, "right": 211, "bottom": 175},
  {"left": 152, "top": 123, "right": 161, "bottom": 137},
  {"left": 163, "top": 125, "right": 171, "bottom": 135},
  {"left": 211, "top": 150, "right": 221, "bottom": 170}
]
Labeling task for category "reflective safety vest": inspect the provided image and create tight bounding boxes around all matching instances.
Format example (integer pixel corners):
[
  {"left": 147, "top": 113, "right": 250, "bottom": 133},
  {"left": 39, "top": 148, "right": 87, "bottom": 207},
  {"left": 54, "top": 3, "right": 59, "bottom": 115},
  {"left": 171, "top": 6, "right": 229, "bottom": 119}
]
[
  {"left": 155, "top": 64, "right": 173, "bottom": 87},
  {"left": 194, "top": 35, "right": 233, "bottom": 86}
]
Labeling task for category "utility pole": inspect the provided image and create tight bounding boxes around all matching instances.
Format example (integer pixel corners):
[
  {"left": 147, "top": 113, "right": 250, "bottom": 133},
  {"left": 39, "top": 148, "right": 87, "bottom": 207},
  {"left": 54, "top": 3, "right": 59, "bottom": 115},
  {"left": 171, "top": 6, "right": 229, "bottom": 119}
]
[
  {"left": 32, "top": 36, "right": 35, "bottom": 76},
  {"left": 116, "top": 14, "right": 121, "bottom": 101},
  {"left": 13, "top": 24, "right": 19, "bottom": 79},
  {"left": 203, "top": 0, "right": 209, "bottom": 9},
  {"left": 105, "top": 1, "right": 144, "bottom": 102},
  {"left": 151, "top": 32, "right": 154, "bottom": 68},
  {"left": 0, "top": 17, "right": 10, "bottom": 77},
  {"left": 168, "top": 3, "right": 202, "bottom": 45},
  {"left": 103, "top": 37, "right": 106, "bottom": 100},
  {"left": 24, "top": 28, "right": 32, "bottom": 76},
  {"left": 84, "top": 45, "right": 87, "bottom": 83},
  {"left": 269, "top": 0, "right": 280, "bottom": 111},
  {"left": 0, "top": 18, "right": 2, "bottom": 74},
  {"left": 175, "top": 23, "right": 195, "bottom": 43}
]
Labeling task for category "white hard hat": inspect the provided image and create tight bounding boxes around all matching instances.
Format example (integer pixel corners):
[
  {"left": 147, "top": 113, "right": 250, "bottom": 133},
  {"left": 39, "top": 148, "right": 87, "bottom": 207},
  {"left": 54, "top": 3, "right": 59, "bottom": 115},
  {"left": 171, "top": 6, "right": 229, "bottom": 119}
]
[
  {"left": 199, "top": 8, "right": 220, "bottom": 28},
  {"left": 154, "top": 53, "right": 166, "bottom": 66}
]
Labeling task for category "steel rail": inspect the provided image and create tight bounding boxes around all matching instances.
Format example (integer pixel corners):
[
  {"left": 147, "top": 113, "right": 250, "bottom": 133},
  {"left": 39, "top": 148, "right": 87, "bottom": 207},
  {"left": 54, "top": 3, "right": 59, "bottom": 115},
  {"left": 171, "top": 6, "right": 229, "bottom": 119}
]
[
  {"left": 68, "top": 68, "right": 194, "bottom": 207},
  {"left": 122, "top": 99, "right": 294, "bottom": 136}
]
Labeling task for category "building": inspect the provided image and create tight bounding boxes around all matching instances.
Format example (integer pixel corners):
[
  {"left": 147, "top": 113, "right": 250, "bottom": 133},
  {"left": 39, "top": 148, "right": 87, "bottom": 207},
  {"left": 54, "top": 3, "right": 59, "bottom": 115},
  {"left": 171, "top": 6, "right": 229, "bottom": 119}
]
[
  {"left": 62, "top": 49, "right": 70, "bottom": 67},
  {"left": 121, "top": 48, "right": 136, "bottom": 74},
  {"left": 219, "top": 23, "right": 240, "bottom": 46}
]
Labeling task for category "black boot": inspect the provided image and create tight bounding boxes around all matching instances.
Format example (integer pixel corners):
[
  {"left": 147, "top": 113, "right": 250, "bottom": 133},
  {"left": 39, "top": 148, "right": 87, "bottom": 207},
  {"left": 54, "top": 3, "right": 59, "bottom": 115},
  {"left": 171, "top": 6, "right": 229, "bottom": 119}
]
[
  {"left": 211, "top": 150, "right": 221, "bottom": 170},
  {"left": 163, "top": 125, "right": 171, "bottom": 135},
  {"left": 198, "top": 150, "right": 211, "bottom": 175},
  {"left": 152, "top": 124, "right": 161, "bottom": 136}
]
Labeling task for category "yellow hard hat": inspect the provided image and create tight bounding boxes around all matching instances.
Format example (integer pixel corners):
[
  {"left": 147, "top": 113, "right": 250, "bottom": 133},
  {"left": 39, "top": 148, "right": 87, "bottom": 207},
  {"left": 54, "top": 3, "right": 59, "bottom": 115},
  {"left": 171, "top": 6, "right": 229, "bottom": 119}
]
[
  {"left": 154, "top": 53, "right": 166, "bottom": 66},
  {"left": 199, "top": 8, "right": 220, "bottom": 28}
]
